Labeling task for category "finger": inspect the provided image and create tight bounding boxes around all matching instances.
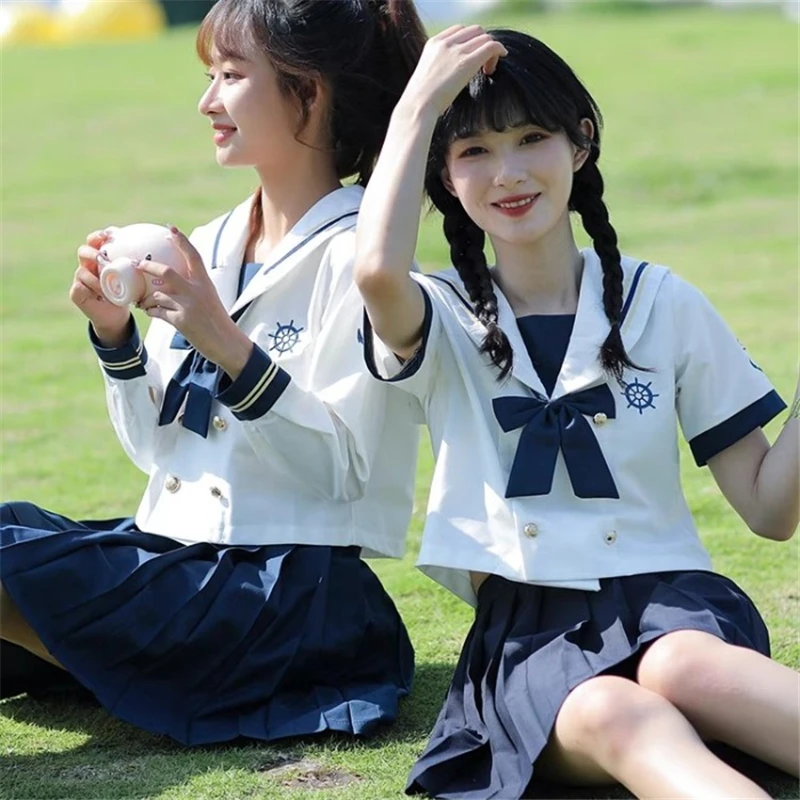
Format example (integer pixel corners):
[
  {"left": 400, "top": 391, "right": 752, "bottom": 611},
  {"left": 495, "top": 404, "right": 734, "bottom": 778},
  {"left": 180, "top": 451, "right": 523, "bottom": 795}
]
[
  {"left": 70, "top": 280, "right": 101, "bottom": 305},
  {"left": 167, "top": 226, "right": 206, "bottom": 278},
  {"left": 77, "top": 244, "right": 102, "bottom": 275},
  {"left": 85, "top": 229, "right": 112, "bottom": 249},
  {"left": 145, "top": 305, "right": 176, "bottom": 325},
  {"left": 75, "top": 265, "right": 103, "bottom": 295},
  {"left": 138, "top": 292, "right": 178, "bottom": 312},
  {"left": 464, "top": 41, "right": 507, "bottom": 73},
  {"left": 461, "top": 36, "right": 506, "bottom": 58},
  {"left": 447, "top": 25, "right": 487, "bottom": 45},
  {"left": 482, "top": 49, "right": 505, "bottom": 76},
  {"left": 135, "top": 259, "right": 172, "bottom": 280}
]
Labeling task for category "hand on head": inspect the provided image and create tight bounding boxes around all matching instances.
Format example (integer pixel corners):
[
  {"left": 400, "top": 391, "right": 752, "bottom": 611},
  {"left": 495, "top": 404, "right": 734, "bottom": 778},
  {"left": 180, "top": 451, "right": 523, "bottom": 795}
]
[{"left": 403, "top": 25, "right": 508, "bottom": 118}]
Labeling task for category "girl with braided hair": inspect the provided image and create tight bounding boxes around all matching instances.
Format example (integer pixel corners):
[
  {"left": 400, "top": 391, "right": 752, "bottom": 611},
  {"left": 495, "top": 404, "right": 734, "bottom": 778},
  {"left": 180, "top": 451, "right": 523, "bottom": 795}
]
[{"left": 355, "top": 25, "right": 799, "bottom": 799}]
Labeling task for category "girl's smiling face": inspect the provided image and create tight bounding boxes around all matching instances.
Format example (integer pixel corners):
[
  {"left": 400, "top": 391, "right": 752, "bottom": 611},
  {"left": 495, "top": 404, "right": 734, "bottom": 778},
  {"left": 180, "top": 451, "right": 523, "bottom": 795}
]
[
  {"left": 197, "top": 43, "right": 308, "bottom": 172},
  {"left": 442, "top": 121, "right": 590, "bottom": 250}
]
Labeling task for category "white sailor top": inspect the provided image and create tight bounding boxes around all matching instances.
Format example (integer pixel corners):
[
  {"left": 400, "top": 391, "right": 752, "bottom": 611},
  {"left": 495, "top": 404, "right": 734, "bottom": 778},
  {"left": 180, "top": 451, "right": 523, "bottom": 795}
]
[
  {"left": 364, "top": 248, "right": 785, "bottom": 603},
  {"left": 90, "top": 185, "right": 419, "bottom": 558}
]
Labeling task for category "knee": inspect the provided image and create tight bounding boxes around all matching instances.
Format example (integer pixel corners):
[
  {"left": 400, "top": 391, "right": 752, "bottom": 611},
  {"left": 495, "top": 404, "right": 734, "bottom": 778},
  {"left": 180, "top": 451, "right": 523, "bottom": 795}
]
[
  {"left": 561, "top": 677, "right": 663, "bottom": 766},
  {"left": 637, "top": 630, "right": 731, "bottom": 707}
]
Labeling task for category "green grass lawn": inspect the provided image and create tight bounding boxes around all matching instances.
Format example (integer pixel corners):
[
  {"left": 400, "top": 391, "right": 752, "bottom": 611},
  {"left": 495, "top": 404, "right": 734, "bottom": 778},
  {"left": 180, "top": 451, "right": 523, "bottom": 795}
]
[{"left": 1, "top": 6, "right": 798, "bottom": 799}]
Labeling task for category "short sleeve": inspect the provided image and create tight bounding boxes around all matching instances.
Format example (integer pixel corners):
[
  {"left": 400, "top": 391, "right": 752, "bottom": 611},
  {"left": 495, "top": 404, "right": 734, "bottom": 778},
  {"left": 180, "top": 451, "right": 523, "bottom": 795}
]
[
  {"left": 362, "top": 276, "right": 442, "bottom": 403},
  {"left": 672, "top": 276, "right": 786, "bottom": 466}
]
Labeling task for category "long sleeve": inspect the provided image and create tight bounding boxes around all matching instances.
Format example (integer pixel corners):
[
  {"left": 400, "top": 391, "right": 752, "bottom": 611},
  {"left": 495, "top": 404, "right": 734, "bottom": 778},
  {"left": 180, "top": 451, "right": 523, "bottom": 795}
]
[{"left": 215, "top": 240, "right": 401, "bottom": 502}]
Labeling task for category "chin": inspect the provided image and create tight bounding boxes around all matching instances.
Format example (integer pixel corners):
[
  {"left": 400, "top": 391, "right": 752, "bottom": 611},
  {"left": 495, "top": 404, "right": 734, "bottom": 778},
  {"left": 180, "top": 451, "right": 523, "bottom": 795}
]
[{"left": 215, "top": 150, "right": 248, "bottom": 168}]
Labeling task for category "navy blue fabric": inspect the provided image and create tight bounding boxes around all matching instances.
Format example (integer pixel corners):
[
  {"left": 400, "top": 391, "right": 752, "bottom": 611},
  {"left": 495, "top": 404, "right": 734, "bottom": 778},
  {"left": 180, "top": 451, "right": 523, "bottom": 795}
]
[
  {"left": 515, "top": 314, "right": 575, "bottom": 397},
  {"left": 89, "top": 318, "right": 148, "bottom": 380},
  {"left": 619, "top": 261, "right": 649, "bottom": 324},
  {"left": 690, "top": 390, "right": 786, "bottom": 466},
  {"left": 238, "top": 261, "right": 262, "bottom": 295},
  {"left": 493, "top": 385, "right": 619, "bottom": 499},
  {"left": 407, "top": 571, "right": 770, "bottom": 800},
  {"left": 362, "top": 287, "right": 433, "bottom": 383},
  {"left": 215, "top": 344, "right": 291, "bottom": 420},
  {"left": 0, "top": 501, "right": 414, "bottom": 746}
]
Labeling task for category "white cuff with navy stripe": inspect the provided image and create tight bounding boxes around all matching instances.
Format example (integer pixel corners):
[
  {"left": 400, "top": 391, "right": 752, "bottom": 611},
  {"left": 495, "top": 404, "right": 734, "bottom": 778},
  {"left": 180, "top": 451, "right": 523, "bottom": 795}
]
[
  {"left": 89, "top": 319, "right": 148, "bottom": 380},
  {"left": 216, "top": 343, "right": 291, "bottom": 420}
]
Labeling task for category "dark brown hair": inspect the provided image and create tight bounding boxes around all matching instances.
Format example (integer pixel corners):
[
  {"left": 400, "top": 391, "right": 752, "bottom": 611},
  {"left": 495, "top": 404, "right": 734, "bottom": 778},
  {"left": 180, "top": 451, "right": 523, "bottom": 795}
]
[{"left": 197, "top": 0, "right": 426, "bottom": 241}]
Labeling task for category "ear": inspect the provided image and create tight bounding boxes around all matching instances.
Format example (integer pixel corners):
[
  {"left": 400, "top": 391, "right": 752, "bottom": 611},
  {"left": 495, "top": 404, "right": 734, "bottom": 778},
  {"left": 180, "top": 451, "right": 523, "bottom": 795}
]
[
  {"left": 573, "top": 118, "right": 595, "bottom": 172},
  {"left": 440, "top": 166, "right": 458, "bottom": 198}
]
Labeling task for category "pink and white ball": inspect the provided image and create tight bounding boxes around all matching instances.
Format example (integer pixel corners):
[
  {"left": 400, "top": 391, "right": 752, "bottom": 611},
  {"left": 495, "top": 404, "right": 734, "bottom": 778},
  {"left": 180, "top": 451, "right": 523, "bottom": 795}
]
[{"left": 97, "top": 223, "right": 185, "bottom": 307}]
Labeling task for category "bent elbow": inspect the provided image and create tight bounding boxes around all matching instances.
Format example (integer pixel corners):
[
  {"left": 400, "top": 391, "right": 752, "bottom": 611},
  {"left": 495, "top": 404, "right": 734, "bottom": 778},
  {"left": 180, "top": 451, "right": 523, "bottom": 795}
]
[
  {"left": 354, "top": 258, "right": 403, "bottom": 299},
  {"left": 749, "top": 517, "right": 798, "bottom": 542}
]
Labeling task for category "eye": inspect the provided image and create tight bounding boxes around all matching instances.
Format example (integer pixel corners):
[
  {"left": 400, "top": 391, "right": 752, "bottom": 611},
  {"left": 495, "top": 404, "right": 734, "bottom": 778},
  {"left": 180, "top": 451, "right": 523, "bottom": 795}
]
[
  {"left": 521, "top": 132, "right": 546, "bottom": 145},
  {"left": 144, "top": 253, "right": 152, "bottom": 260},
  {"left": 458, "top": 146, "right": 487, "bottom": 158}
]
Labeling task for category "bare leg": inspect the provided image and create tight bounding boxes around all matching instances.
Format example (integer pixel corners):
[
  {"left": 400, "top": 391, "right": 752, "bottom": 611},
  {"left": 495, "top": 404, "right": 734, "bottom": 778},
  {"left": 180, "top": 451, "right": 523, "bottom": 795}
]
[
  {"left": 638, "top": 629, "right": 800, "bottom": 777},
  {"left": 537, "top": 675, "right": 770, "bottom": 799},
  {"left": 0, "top": 583, "right": 62, "bottom": 668}
]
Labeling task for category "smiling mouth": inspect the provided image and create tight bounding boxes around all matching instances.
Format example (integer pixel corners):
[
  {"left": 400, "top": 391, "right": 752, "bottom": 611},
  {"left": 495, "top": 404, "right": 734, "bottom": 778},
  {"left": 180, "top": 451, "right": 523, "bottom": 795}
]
[{"left": 494, "top": 195, "right": 538, "bottom": 209}]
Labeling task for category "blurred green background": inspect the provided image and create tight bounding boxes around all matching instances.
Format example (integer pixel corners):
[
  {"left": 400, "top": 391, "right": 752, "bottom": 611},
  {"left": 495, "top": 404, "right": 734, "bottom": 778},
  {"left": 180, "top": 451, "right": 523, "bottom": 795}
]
[{"left": 1, "top": 3, "right": 798, "bottom": 799}]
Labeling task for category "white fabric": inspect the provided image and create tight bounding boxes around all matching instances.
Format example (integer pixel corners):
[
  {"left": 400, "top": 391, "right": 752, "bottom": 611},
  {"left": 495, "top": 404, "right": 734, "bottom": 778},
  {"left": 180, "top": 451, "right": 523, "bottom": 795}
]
[
  {"left": 369, "top": 249, "right": 780, "bottom": 603},
  {"left": 99, "top": 186, "right": 420, "bottom": 558}
]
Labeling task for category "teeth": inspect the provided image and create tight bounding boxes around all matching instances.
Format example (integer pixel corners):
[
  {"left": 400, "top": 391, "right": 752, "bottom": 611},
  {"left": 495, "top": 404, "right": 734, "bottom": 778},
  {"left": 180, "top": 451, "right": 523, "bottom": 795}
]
[{"left": 497, "top": 197, "right": 534, "bottom": 209}]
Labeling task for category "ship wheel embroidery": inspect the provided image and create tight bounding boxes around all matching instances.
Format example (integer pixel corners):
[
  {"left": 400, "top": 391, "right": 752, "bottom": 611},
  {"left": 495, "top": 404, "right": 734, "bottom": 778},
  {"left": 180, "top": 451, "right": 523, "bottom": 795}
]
[
  {"left": 269, "top": 319, "right": 304, "bottom": 353},
  {"left": 621, "top": 377, "right": 659, "bottom": 415}
]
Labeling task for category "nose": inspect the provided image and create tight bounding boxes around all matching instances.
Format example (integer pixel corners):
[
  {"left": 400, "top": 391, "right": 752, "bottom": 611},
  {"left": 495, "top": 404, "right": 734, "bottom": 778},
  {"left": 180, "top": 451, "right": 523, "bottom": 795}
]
[
  {"left": 492, "top": 152, "right": 527, "bottom": 188},
  {"left": 198, "top": 79, "right": 221, "bottom": 117}
]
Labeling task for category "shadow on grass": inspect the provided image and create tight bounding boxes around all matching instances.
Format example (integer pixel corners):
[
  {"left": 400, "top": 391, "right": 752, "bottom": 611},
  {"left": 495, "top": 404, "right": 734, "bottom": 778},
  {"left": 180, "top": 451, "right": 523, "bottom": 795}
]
[
  {"left": 0, "top": 661, "right": 457, "bottom": 799},
  {"left": 1, "top": 660, "right": 798, "bottom": 800}
]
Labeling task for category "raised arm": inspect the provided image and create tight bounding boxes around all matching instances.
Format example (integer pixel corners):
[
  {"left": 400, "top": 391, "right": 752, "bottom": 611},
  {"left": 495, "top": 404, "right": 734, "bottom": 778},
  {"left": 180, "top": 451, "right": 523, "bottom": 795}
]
[
  {"left": 354, "top": 25, "right": 506, "bottom": 360},
  {"left": 709, "top": 376, "right": 799, "bottom": 542}
]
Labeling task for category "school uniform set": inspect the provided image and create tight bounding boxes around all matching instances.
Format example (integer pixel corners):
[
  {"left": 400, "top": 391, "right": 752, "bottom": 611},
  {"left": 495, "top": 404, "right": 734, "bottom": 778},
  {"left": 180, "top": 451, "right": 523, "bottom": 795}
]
[
  {"left": 0, "top": 186, "right": 420, "bottom": 745},
  {"left": 364, "top": 248, "right": 785, "bottom": 799}
]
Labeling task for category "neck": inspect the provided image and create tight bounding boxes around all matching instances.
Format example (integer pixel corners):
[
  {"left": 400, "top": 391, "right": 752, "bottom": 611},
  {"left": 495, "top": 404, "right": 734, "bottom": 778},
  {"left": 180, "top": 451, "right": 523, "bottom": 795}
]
[
  {"left": 253, "top": 156, "right": 341, "bottom": 253},
  {"left": 490, "top": 214, "right": 584, "bottom": 316}
]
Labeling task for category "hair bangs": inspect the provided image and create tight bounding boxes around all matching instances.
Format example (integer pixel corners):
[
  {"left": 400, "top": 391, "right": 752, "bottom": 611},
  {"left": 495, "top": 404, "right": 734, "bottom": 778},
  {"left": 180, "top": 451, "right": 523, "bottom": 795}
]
[
  {"left": 196, "top": 0, "right": 257, "bottom": 65},
  {"left": 439, "top": 65, "right": 570, "bottom": 149}
]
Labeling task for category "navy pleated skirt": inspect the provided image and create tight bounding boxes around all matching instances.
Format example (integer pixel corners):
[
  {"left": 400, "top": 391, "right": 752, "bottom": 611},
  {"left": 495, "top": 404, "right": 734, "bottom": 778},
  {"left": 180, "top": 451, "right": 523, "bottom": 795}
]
[
  {"left": 407, "top": 570, "right": 770, "bottom": 800},
  {"left": 0, "top": 501, "right": 414, "bottom": 746}
]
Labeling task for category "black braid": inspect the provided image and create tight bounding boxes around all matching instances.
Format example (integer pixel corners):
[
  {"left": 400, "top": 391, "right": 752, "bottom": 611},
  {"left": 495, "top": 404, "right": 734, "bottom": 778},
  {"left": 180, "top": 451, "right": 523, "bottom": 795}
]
[
  {"left": 442, "top": 202, "right": 513, "bottom": 380},
  {"left": 571, "top": 158, "right": 646, "bottom": 383}
]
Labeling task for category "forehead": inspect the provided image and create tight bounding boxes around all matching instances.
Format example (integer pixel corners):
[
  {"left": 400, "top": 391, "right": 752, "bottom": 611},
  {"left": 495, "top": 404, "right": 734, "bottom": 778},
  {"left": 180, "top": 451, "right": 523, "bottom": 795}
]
[{"left": 208, "top": 43, "right": 256, "bottom": 65}]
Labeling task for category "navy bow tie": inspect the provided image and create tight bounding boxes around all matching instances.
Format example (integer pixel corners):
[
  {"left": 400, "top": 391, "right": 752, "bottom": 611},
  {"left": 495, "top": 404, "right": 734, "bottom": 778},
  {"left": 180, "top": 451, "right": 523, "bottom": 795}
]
[
  {"left": 158, "top": 303, "right": 251, "bottom": 438},
  {"left": 493, "top": 385, "right": 619, "bottom": 499},
  {"left": 158, "top": 332, "right": 222, "bottom": 438}
]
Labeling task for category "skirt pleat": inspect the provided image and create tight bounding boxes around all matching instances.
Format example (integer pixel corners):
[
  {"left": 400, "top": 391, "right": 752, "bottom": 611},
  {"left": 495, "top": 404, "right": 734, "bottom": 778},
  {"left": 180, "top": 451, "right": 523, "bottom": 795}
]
[
  {"left": 407, "top": 570, "right": 770, "bottom": 800},
  {"left": 0, "top": 501, "right": 414, "bottom": 746}
]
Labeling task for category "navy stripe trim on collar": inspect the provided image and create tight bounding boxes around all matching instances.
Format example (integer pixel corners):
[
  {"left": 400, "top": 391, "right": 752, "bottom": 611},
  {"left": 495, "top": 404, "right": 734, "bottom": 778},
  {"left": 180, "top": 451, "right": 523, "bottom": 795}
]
[
  {"left": 620, "top": 261, "right": 649, "bottom": 324},
  {"left": 428, "top": 274, "right": 474, "bottom": 314},
  {"left": 255, "top": 211, "right": 358, "bottom": 284},
  {"left": 211, "top": 210, "right": 234, "bottom": 269}
]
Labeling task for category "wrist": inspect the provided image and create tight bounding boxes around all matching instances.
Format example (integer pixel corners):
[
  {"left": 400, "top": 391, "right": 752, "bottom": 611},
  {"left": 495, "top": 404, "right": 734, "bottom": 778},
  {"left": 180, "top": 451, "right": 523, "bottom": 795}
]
[
  {"left": 92, "top": 316, "right": 132, "bottom": 348},
  {"left": 393, "top": 95, "right": 440, "bottom": 131},
  {"left": 214, "top": 329, "right": 254, "bottom": 380}
]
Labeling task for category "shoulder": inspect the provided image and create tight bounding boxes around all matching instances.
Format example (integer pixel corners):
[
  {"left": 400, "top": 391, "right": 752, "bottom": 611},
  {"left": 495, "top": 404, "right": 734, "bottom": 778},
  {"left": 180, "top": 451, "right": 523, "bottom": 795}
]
[{"left": 412, "top": 267, "right": 475, "bottom": 312}]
